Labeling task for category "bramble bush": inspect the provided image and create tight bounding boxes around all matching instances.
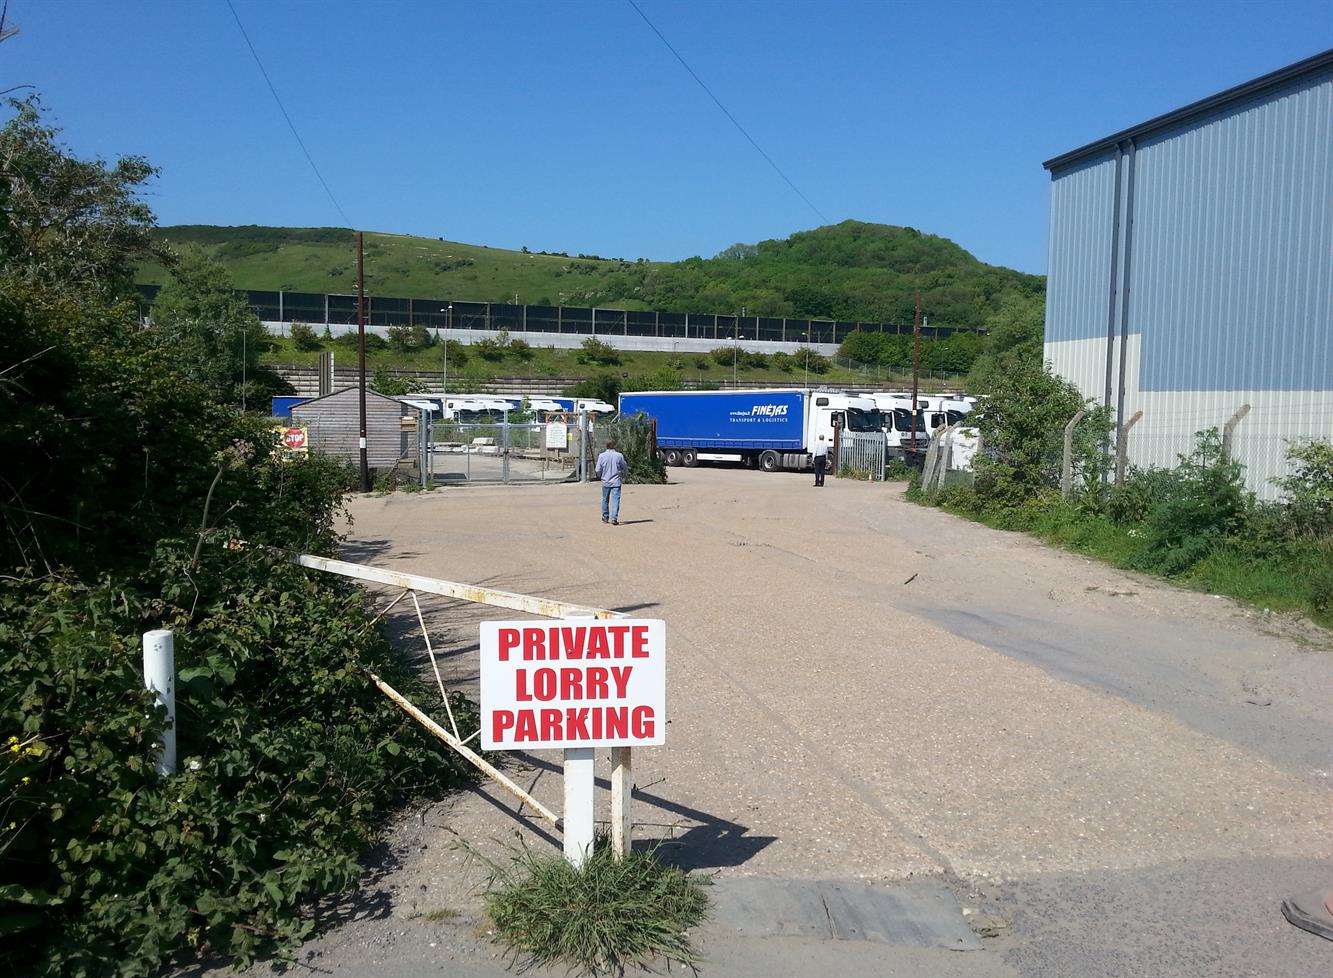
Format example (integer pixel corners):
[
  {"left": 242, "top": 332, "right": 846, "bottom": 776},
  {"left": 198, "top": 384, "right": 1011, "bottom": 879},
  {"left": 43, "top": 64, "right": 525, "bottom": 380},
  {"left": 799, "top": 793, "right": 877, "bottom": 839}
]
[
  {"left": 1, "top": 542, "right": 477, "bottom": 977},
  {"left": 289, "top": 321, "right": 322, "bottom": 351},
  {"left": 1, "top": 99, "right": 478, "bottom": 976}
]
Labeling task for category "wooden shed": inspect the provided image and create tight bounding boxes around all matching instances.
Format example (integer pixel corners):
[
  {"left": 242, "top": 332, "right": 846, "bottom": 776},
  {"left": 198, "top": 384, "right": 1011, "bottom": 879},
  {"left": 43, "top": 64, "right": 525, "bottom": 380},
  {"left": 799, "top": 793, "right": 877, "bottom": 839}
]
[{"left": 291, "top": 387, "right": 411, "bottom": 468}]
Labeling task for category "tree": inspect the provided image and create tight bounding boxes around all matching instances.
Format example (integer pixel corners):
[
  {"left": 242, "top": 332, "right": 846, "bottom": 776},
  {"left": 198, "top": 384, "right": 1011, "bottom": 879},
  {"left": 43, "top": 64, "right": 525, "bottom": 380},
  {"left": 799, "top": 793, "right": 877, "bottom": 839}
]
[
  {"left": 149, "top": 247, "right": 289, "bottom": 407},
  {"left": 967, "top": 292, "right": 1045, "bottom": 390},
  {"left": 0, "top": 97, "right": 159, "bottom": 303}
]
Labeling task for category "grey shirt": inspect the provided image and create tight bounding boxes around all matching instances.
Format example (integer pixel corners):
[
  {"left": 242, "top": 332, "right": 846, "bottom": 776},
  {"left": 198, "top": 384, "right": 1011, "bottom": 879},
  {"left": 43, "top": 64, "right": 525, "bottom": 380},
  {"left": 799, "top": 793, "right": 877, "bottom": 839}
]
[{"left": 595, "top": 449, "right": 627, "bottom": 487}]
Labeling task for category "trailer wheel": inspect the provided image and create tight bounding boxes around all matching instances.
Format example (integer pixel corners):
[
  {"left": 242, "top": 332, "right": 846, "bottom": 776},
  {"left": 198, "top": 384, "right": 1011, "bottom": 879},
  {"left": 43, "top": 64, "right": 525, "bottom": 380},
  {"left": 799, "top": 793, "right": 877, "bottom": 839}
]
[
  {"left": 681, "top": 449, "right": 699, "bottom": 467},
  {"left": 664, "top": 448, "right": 682, "bottom": 466},
  {"left": 759, "top": 450, "right": 780, "bottom": 472}
]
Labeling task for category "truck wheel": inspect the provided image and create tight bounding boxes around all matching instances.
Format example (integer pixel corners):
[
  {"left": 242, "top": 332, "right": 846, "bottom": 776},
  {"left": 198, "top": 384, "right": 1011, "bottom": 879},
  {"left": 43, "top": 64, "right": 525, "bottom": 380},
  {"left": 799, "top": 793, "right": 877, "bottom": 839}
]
[
  {"left": 759, "top": 450, "right": 780, "bottom": 472},
  {"left": 664, "top": 449, "right": 682, "bottom": 466},
  {"left": 681, "top": 449, "right": 699, "bottom": 467}
]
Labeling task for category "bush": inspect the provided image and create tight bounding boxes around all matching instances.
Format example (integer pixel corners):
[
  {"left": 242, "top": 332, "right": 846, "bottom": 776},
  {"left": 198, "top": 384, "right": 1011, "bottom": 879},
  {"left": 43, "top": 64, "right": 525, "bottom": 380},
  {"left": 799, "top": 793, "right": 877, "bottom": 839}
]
[
  {"left": 387, "top": 324, "right": 432, "bottom": 352},
  {"left": 744, "top": 350, "right": 769, "bottom": 369},
  {"left": 333, "top": 331, "right": 387, "bottom": 353},
  {"left": 791, "top": 347, "right": 829, "bottom": 375},
  {"left": 596, "top": 413, "right": 666, "bottom": 484},
  {"left": 1, "top": 544, "right": 475, "bottom": 977},
  {"left": 968, "top": 360, "right": 1110, "bottom": 508},
  {"left": 507, "top": 337, "right": 534, "bottom": 361},
  {"left": 289, "top": 321, "right": 322, "bottom": 351},
  {"left": 577, "top": 337, "right": 621, "bottom": 367},
  {"left": 566, "top": 374, "right": 622, "bottom": 405},
  {"left": 1130, "top": 429, "right": 1252, "bottom": 576},
  {"left": 771, "top": 351, "right": 795, "bottom": 373},
  {"left": 473, "top": 336, "right": 507, "bottom": 362},
  {"left": 442, "top": 338, "right": 468, "bottom": 366},
  {"left": 370, "top": 367, "right": 425, "bottom": 396},
  {"left": 692, "top": 355, "right": 710, "bottom": 370},
  {"left": 710, "top": 346, "right": 738, "bottom": 367},
  {"left": 1273, "top": 438, "right": 1333, "bottom": 538}
]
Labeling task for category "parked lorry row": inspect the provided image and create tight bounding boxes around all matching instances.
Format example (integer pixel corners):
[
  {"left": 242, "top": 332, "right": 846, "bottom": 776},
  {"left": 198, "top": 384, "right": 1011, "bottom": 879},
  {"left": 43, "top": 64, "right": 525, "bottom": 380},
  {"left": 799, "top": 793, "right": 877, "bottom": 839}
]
[{"left": 617, "top": 388, "right": 975, "bottom": 472}]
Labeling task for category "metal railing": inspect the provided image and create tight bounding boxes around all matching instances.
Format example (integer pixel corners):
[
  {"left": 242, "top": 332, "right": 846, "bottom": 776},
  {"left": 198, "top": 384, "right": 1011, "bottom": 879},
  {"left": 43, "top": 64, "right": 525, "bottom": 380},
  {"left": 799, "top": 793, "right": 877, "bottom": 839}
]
[
  {"left": 135, "top": 283, "right": 975, "bottom": 344},
  {"left": 837, "top": 432, "right": 886, "bottom": 481}
]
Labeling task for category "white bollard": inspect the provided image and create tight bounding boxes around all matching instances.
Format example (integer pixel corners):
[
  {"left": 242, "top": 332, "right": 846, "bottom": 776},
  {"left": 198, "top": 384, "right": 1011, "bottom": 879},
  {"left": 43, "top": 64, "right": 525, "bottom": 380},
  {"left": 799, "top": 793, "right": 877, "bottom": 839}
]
[{"left": 142, "top": 629, "right": 176, "bottom": 775}]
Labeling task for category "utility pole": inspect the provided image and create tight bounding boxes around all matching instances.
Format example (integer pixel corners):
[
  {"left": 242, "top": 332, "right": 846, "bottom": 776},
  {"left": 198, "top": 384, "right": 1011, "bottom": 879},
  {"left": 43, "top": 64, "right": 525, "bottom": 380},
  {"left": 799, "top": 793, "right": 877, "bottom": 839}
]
[
  {"left": 440, "top": 304, "right": 453, "bottom": 397},
  {"left": 356, "top": 232, "right": 369, "bottom": 492},
  {"left": 734, "top": 306, "right": 745, "bottom": 386},
  {"left": 910, "top": 291, "right": 922, "bottom": 453}
]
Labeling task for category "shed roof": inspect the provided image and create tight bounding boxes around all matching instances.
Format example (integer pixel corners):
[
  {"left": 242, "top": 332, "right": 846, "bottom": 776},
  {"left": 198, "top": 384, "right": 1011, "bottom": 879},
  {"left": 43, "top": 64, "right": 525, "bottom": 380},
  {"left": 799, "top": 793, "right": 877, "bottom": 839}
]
[
  {"left": 290, "top": 386, "right": 402, "bottom": 408},
  {"left": 1043, "top": 47, "right": 1333, "bottom": 172}
]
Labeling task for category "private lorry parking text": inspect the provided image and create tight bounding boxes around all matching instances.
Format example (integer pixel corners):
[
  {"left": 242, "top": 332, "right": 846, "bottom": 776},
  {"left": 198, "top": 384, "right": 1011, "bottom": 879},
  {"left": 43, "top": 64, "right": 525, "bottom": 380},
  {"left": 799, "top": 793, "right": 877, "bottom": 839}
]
[{"left": 619, "top": 388, "right": 885, "bottom": 472}]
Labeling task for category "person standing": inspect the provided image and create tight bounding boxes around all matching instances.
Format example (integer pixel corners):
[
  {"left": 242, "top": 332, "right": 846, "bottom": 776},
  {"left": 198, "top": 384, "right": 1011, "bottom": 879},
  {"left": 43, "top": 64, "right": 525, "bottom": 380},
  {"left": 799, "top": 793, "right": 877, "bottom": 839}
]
[
  {"left": 595, "top": 438, "right": 628, "bottom": 524},
  {"left": 812, "top": 435, "right": 829, "bottom": 487}
]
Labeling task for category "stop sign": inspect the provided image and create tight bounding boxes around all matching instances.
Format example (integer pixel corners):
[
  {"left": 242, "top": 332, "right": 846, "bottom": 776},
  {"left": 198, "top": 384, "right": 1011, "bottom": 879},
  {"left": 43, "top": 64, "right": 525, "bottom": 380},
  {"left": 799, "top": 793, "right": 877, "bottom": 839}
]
[{"left": 282, "top": 427, "right": 307, "bottom": 450}]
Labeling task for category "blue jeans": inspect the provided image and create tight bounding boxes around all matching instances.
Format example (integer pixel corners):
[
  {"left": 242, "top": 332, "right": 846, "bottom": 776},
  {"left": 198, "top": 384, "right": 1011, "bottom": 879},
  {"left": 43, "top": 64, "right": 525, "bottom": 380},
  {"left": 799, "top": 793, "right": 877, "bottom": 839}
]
[{"left": 601, "top": 484, "right": 621, "bottom": 522}]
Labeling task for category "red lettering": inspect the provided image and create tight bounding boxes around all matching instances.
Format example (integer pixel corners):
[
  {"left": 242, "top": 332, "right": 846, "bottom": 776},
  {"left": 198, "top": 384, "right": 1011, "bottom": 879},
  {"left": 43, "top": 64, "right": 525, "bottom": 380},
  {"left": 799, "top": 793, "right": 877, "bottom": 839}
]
[
  {"left": 523, "top": 627, "right": 547, "bottom": 660},
  {"left": 515, "top": 710, "right": 537, "bottom": 741},
  {"left": 605, "top": 706, "right": 628, "bottom": 738},
  {"left": 631, "top": 625, "right": 650, "bottom": 658},
  {"left": 498, "top": 628, "right": 520, "bottom": 662},
  {"left": 607, "top": 624, "right": 630, "bottom": 657},
  {"left": 565, "top": 708, "right": 590, "bottom": 739},
  {"left": 515, "top": 670, "right": 531, "bottom": 701},
  {"left": 532, "top": 667, "right": 556, "bottom": 701},
  {"left": 631, "top": 705, "right": 655, "bottom": 739},
  {"left": 491, "top": 709, "right": 515, "bottom": 743},
  {"left": 585, "top": 666, "right": 609, "bottom": 699},
  {"left": 559, "top": 667, "right": 584, "bottom": 700},
  {"left": 586, "top": 628, "right": 610, "bottom": 659},
  {"left": 609, "top": 665, "right": 632, "bottom": 698},
  {"left": 557, "top": 626, "right": 585, "bottom": 659},
  {"left": 540, "top": 708, "right": 562, "bottom": 740}
]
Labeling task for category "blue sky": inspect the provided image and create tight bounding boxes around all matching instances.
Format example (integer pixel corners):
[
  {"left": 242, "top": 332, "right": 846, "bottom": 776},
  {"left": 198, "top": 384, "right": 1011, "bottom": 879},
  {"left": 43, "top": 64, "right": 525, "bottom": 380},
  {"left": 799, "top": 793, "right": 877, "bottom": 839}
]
[{"left": 6, "top": 1, "right": 1327, "bottom": 273}]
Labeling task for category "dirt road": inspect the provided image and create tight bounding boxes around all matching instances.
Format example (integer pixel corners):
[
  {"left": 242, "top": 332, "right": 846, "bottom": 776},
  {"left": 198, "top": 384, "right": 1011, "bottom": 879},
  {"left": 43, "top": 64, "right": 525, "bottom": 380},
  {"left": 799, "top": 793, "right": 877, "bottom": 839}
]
[{"left": 221, "top": 468, "right": 1331, "bottom": 978}]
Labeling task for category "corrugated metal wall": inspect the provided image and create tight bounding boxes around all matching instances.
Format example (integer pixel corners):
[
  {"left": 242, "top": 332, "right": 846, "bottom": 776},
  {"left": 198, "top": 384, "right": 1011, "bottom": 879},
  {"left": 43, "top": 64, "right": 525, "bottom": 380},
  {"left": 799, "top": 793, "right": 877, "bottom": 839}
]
[
  {"left": 1044, "top": 64, "right": 1333, "bottom": 498},
  {"left": 291, "top": 388, "right": 409, "bottom": 468}
]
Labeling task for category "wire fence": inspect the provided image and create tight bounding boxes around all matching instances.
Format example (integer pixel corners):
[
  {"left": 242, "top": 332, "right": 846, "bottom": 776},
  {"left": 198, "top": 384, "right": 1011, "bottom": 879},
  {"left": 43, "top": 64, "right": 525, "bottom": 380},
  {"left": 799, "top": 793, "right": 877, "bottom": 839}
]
[{"left": 135, "top": 284, "right": 976, "bottom": 344}]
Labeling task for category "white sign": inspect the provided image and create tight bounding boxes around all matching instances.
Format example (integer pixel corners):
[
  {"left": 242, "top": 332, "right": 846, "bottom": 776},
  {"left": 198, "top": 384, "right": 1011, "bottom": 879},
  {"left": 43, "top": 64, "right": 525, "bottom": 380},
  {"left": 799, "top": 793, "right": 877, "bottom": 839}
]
[
  {"left": 480, "top": 619, "right": 666, "bottom": 750},
  {"left": 545, "top": 421, "right": 569, "bottom": 450}
]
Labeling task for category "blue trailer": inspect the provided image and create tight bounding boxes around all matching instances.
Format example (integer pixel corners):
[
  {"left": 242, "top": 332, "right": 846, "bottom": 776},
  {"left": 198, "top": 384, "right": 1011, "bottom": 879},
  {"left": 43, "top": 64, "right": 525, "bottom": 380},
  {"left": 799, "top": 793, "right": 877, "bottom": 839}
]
[{"left": 620, "top": 388, "right": 884, "bottom": 472}]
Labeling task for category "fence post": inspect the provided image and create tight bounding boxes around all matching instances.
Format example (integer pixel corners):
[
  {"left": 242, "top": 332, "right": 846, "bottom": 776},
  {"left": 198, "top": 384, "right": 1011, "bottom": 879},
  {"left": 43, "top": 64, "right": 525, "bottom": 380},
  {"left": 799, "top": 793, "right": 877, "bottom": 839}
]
[
  {"left": 562, "top": 611, "right": 597, "bottom": 868},
  {"left": 1222, "top": 403, "right": 1251, "bottom": 460},
  {"left": 142, "top": 630, "right": 176, "bottom": 776},
  {"left": 611, "top": 746, "right": 633, "bottom": 859},
  {"left": 1114, "top": 410, "right": 1144, "bottom": 486},
  {"left": 1061, "top": 408, "right": 1087, "bottom": 500}
]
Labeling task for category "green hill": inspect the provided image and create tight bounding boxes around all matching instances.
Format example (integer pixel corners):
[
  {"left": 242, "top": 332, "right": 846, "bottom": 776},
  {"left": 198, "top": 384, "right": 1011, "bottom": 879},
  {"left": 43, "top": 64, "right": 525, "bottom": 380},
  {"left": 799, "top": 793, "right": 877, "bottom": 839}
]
[{"left": 140, "top": 220, "right": 1043, "bottom": 330}]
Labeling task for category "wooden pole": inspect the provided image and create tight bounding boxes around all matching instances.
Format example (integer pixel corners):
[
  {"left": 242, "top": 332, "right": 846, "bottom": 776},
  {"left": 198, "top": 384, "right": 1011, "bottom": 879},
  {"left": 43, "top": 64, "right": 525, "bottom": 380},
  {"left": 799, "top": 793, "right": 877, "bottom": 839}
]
[
  {"left": 910, "top": 291, "right": 922, "bottom": 452},
  {"left": 1114, "top": 410, "right": 1144, "bottom": 486},
  {"left": 368, "top": 671, "right": 560, "bottom": 826},
  {"left": 356, "top": 232, "right": 369, "bottom": 492}
]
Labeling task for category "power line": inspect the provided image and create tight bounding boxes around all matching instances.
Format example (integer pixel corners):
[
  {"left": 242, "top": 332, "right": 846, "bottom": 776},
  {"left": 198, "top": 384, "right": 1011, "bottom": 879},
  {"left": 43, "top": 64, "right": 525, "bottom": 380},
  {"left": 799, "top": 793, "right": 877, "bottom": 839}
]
[
  {"left": 222, "top": 0, "right": 350, "bottom": 225},
  {"left": 624, "top": 0, "right": 828, "bottom": 224}
]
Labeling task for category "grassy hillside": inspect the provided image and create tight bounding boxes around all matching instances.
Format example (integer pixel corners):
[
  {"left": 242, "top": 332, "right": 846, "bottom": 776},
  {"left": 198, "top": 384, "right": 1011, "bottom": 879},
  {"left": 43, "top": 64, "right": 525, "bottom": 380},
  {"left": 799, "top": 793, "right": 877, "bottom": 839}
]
[
  {"left": 139, "top": 226, "right": 652, "bottom": 308},
  {"left": 141, "top": 221, "right": 1042, "bottom": 330}
]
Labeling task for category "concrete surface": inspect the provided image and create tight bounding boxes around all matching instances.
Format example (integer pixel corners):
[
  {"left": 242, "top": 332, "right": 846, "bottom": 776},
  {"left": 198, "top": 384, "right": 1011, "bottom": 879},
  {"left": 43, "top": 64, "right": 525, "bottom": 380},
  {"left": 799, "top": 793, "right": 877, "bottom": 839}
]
[{"left": 211, "top": 467, "right": 1331, "bottom": 977}]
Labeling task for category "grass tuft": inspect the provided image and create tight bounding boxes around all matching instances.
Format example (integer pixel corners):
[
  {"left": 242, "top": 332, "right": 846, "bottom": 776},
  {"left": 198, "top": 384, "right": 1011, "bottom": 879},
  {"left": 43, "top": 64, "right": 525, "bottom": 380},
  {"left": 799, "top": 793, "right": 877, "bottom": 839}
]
[{"left": 480, "top": 838, "right": 709, "bottom": 975}]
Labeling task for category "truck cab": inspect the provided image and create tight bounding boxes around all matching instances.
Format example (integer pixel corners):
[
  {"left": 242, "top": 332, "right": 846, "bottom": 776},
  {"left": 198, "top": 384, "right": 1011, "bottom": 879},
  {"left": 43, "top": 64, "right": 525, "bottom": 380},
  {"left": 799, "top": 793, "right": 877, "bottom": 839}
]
[{"left": 865, "top": 393, "right": 929, "bottom": 457}]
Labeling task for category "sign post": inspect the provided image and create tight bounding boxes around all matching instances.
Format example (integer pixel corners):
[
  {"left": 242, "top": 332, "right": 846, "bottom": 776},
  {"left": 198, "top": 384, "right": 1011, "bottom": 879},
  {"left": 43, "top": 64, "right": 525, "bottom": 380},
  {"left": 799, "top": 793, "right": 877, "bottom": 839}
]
[{"left": 480, "top": 616, "right": 666, "bottom": 867}]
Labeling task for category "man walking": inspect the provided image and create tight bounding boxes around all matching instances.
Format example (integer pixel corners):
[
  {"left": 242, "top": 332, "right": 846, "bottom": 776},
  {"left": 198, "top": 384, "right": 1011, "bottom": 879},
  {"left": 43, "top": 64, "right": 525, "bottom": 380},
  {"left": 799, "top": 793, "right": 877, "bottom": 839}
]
[
  {"left": 596, "top": 438, "right": 628, "bottom": 524},
  {"left": 812, "top": 435, "right": 829, "bottom": 487}
]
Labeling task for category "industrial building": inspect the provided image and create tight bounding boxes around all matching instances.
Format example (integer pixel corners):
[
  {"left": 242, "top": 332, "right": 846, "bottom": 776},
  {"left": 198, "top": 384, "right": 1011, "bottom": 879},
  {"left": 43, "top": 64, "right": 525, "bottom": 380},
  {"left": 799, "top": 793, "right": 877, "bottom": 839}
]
[{"left": 1042, "top": 49, "right": 1331, "bottom": 498}]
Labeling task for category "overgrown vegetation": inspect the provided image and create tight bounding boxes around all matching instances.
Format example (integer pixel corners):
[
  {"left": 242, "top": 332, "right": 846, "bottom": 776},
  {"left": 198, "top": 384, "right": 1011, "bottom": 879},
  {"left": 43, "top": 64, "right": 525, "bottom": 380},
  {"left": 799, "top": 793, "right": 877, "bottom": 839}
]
[
  {"left": 594, "top": 414, "right": 667, "bottom": 485},
  {"left": 910, "top": 362, "right": 1333, "bottom": 628},
  {"left": 2, "top": 97, "right": 473, "bottom": 976},
  {"left": 481, "top": 840, "right": 709, "bottom": 975}
]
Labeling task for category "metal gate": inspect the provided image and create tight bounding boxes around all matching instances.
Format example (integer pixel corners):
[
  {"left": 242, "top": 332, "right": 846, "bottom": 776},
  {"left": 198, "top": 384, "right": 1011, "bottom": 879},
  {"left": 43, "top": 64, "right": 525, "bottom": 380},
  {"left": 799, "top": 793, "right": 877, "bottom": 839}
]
[
  {"left": 837, "top": 432, "right": 886, "bottom": 481},
  {"left": 427, "top": 419, "right": 579, "bottom": 484}
]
